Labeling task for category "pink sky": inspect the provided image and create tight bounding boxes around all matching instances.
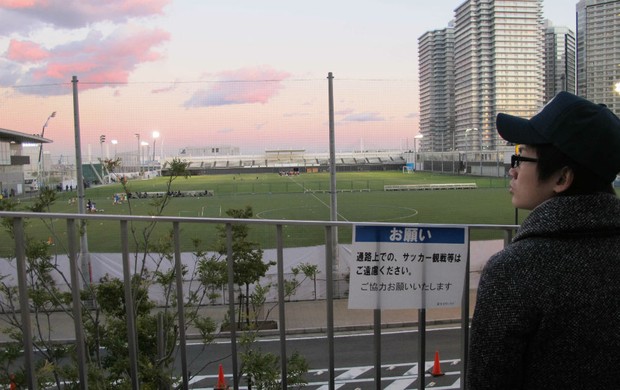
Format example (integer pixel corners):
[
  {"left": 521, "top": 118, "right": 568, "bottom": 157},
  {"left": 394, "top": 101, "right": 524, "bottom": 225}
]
[{"left": 0, "top": 0, "right": 578, "bottom": 158}]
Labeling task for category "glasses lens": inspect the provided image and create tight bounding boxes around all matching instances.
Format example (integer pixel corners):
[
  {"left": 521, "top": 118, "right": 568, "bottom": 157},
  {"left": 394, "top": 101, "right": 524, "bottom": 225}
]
[{"left": 511, "top": 155, "right": 519, "bottom": 168}]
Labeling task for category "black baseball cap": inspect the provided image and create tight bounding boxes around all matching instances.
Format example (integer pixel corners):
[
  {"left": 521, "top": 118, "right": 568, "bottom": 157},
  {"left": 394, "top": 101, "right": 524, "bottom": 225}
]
[{"left": 496, "top": 91, "right": 620, "bottom": 182}]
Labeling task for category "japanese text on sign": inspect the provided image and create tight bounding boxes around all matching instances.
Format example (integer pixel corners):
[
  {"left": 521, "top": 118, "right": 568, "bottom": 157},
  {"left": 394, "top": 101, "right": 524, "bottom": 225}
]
[{"left": 348, "top": 225, "right": 468, "bottom": 310}]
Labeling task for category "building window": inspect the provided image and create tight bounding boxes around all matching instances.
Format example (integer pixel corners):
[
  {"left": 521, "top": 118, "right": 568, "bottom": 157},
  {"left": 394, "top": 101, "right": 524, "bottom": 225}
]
[{"left": 0, "top": 142, "right": 10, "bottom": 165}]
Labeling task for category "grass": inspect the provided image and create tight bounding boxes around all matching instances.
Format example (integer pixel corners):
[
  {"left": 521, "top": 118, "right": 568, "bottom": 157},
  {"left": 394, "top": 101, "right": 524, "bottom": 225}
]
[{"left": 0, "top": 171, "right": 524, "bottom": 253}]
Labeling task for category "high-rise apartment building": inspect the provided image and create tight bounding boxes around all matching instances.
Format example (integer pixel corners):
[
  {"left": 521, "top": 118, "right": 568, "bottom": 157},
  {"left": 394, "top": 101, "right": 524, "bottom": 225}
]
[
  {"left": 544, "top": 21, "right": 576, "bottom": 101},
  {"left": 576, "top": 0, "right": 620, "bottom": 113},
  {"left": 453, "top": 0, "right": 544, "bottom": 151},
  {"left": 418, "top": 26, "right": 455, "bottom": 152}
]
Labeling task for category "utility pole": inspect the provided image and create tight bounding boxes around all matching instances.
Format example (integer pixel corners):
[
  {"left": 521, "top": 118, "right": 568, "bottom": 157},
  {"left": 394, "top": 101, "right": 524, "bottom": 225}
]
[{"left": 72, "top": 76, "right": 91, "bottom": 286}]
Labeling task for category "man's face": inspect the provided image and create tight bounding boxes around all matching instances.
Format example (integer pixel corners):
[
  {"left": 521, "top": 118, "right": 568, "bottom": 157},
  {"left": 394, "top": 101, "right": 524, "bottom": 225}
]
[{"left": 508, "top": 145, "right": 557, "bottom": 210}]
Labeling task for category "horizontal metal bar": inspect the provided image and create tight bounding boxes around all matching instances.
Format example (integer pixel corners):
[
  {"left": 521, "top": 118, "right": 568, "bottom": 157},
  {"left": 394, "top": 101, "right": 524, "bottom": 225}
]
[{"left": 0, "top": 210, "right": 518, "bottom": 231}]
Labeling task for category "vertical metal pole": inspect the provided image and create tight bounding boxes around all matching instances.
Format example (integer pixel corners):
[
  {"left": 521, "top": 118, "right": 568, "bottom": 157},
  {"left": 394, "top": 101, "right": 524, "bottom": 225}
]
[
  {"left": 514, "top": 208, "right": 519, "bottom": 225},
  {"left": 157, "top": 312, "right": 165, "bottom": 390},
  {"left": 325, "top": 226, "right": 335, "bottom": 390},
  {"left": 67, "top": 219, "right": 88, "bottom": 389},
  {"left": 479, "top": 130, "right": 483, "bottom": 174},
  {"left": 173, "top": 222, "right": 189, "bottom": 389},
  {"left": 38, "top": 112, "right": 55, "bottom": 190},
  {"left": 418, "top": 308, "right": 426, "bottom": 390},
  {"left": 226, "top": 223, "right": 239, "bottom": 390},
  {"left": 374, "top": 309, "right": 382, "bottom": 389},
  {"left": 100, "top": 138, "right": 106, "bottom": 182},
  {"left": 72, "top": 75, "right": 91, "bottom": 286},
  {"left": 327, "top": 72, "right": 339, "bottom": 280},
  {"left": 120, "top": 220, "right": 140, "bottom": 390},
  {"left": 276, "top": 225, "right": 288, "bottom": 388},
  {"left": 461, "top": 227, "right": 472, "bottom": 390},
  {"left": 14, "top": 217, "right": 37, "bottom": 390}
]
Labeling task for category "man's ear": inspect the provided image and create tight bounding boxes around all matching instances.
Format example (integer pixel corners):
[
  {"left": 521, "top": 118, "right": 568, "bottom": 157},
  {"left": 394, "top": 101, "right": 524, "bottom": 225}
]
[{"left": 554, "top": 167, "right": 574, "bottom": 193}]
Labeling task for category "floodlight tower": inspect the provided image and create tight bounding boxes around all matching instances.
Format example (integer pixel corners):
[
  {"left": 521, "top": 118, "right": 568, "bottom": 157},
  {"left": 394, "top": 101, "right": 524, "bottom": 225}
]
[{"left": 38, "top": 111, "right": 56, "bottom": 189}]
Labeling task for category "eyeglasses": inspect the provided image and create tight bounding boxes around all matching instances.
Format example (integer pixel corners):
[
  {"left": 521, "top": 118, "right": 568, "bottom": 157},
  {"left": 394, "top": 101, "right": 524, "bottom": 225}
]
[{"left": 511, "top": 154, "right": 539, "bottom": 168}]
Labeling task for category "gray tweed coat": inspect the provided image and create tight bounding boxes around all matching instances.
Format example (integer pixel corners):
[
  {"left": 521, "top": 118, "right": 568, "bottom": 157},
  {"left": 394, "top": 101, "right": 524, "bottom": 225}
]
[{"left": 467, "top": 193, "right": 620, "bottom": 390}]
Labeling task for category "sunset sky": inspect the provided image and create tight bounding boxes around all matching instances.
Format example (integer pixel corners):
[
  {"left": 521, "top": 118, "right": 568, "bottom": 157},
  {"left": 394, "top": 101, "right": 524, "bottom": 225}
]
[{"left": 0, "top": 0, "right": 577, "bottom": 159}]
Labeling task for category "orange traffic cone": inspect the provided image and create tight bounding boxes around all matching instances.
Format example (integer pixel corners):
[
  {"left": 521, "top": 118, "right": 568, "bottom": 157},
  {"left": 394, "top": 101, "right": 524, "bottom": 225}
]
[
  {"left": 431, "top": 351, "right": 444, "bottom": 377},
  {"left": 215, "top": 364, "right": 227, "bottom": 389}
]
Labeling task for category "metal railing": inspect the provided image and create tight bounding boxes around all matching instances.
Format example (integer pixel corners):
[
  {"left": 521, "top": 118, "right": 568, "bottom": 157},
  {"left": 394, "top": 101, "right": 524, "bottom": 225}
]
[{"left": 0, "top": 211, "right": 517, "bottom": 390}]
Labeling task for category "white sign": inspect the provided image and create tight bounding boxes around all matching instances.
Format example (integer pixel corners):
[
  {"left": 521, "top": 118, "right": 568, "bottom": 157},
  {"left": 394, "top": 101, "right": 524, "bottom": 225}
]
[{"left": 348, "top": 225, "right": 468, "bottom": 310}]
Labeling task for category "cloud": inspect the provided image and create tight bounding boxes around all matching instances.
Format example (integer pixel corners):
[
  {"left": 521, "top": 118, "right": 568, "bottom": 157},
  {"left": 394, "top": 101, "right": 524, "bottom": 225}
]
[
  {"left": 335, "top": 108, "right": 354, "bottom": 116},
  {"left": 342, "top": 112, "right": 385, "bottom": 122},
  {"left": 1, "top": 26, "right": 170, "bottom": 94},
  {"left": 0, "top": 0, "right": 170, "bottom": 34},
  {"left": 406, "top": 112, "right": 420, "bottom": 119},
  {"left": 283, "top": 112, "right": 311, "bottom": 117},
  {"left": 184, "top": 66, "right": 291, "bottom": 108},
  {"left": 7, "top": 39, "right": 50, "bottom": 61}
]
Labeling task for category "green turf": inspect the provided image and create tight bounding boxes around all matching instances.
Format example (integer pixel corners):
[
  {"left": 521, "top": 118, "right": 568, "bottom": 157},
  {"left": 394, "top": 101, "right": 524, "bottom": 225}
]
[{"left": 1, "top": 171, "right": 524, "bottom": 253}]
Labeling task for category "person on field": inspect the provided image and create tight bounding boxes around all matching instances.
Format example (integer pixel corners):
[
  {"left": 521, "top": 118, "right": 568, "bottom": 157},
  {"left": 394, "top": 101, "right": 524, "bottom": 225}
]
[{"left": 467, "top": 92, "right": 620, "bottom": 389}]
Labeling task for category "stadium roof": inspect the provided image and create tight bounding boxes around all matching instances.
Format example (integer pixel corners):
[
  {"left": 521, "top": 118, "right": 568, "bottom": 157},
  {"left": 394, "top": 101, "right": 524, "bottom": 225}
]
[{"left": 0, "top": 127, "right": 52, "bottom": 144}]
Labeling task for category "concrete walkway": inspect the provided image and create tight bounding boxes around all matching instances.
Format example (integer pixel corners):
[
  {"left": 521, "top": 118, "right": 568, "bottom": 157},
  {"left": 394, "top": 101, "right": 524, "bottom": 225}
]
[
  {"left": 0, "top": 239, "right": 502, "bottom": 343},
  {"left": 0, "top": 289, "right": 478, "bottom": 344}
]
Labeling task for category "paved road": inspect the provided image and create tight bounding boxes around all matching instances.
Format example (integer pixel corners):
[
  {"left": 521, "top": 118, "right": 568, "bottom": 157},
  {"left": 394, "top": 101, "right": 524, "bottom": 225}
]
[
  {"left": 185, "top": 360, "right": 463, "bottom": 389},
  {"left": 183, "top": 326, "right": 464, "bottom": 389}
]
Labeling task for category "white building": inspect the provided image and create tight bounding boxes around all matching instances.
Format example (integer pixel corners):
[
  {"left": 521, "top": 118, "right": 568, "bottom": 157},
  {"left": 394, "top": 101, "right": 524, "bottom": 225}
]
[
  {"left": 0, "top": 127, "right": 52, "bottom": 195},
  {"left": 577, "top": 0, "right": 620, "bottom": 113},
  {"left": 453, "top": 0, "right": 544, "bottom": 151},
  {"left": 418, "top": 25, "right": 456, "bottom": 152}
]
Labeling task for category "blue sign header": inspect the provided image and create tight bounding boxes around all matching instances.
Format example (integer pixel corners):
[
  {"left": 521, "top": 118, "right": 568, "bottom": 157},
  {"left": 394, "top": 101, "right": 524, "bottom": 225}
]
[{"left": 355, "top": 225, "right": 465, "bottom": 244}]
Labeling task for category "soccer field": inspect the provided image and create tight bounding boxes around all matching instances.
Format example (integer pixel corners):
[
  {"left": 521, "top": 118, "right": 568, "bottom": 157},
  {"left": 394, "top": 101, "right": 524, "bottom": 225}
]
[{"left": 2, "top": 171, "right": 523, "bottom": 252}]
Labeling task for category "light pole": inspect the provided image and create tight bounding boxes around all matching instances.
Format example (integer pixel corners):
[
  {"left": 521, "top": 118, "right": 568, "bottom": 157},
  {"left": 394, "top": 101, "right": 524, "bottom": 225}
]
[
  {"left": 99, "top": 134, "right": 106, "bottom": 182},
  {"left": 464, "top": 128, "right": 474, "bottom": 171},
  {"left": 152, "top": 131, "right": 160, "bottom": 161},
  {"left": 135, "top": 133, "right": 141, "bottom": 174},
  {"left": 111, "top": 139, "right": 118, "bottom": 158},
  {"left": 152, "top": 131, "right": 160, "bottom": 175},
  {"left": 413, "top": 134, "right": 424, "bottom": 171},
  {"left": 39, "top": 111, "right": 56, "bottom": 190},
  {"left": 141, "top": 141, "right": 149, "bottom": 176}
]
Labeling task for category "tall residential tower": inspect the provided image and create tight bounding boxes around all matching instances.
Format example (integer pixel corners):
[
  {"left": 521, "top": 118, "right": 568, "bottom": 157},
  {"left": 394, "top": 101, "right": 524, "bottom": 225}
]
[
  {"left": 544, "top": 22, "right": 576, "bottom": 101},
  {"left": 418, "top": 26, "right": 455, "bottom": 152},
  {"left": 576, "top": 0, "right": 620, "bottom": 113},
  {"left": 453, "top": 0, "right": 544, "bottom": 151}
]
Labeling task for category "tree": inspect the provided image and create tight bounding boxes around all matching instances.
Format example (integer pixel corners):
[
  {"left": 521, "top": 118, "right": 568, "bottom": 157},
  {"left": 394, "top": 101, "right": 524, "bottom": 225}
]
[
  {"left": 215, "top": 206, "right": 275, "bottom": 327},
  {"left": 293, "top": 263, "right": 320, "bottom": 300},
  {"left": 237, "top": 287, "right": 309, "bottom": 390},
  {"left": 0, "top": 157, "right": 223, "bottom": 389},
  {"left": 213, "top": 206, "right": 309, "bottom": 389}
]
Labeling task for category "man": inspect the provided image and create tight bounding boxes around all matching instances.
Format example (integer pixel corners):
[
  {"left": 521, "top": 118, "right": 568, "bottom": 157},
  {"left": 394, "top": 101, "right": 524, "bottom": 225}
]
[{"left": 467, "top": 92, "right": 620, "bottom": 389}]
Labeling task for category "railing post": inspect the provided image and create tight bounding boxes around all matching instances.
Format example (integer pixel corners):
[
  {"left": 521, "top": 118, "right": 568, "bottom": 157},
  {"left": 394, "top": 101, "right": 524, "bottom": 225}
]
[
  {"left": 173, "top": 221, "right": 189, "bottom": 389},
  {"left": 373, "top": 309, "right": 381, "bottom": 389},
  {"left": 276, "top": 224, "right": 288, "bottom": 388},
  {"left": 461, "top": 226, "right": 472, "bottom": 390},
  {"left": 14, "top": 217, "right": 37, "bottom": 390},
  {"left": 418, "top": 308, "right": 426, "bottom": 390},
  {"left": 226, "top": 223, "right": 239, "bottom": 390},
  {"left": 325, "top": 225, "right": 335, "bottom": 390},
  {"left": 67, "top": 218, "right": 88, "bottom": 389},
  {"left": 120, "top": 220, "right": 140, "bottom": 390}
]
